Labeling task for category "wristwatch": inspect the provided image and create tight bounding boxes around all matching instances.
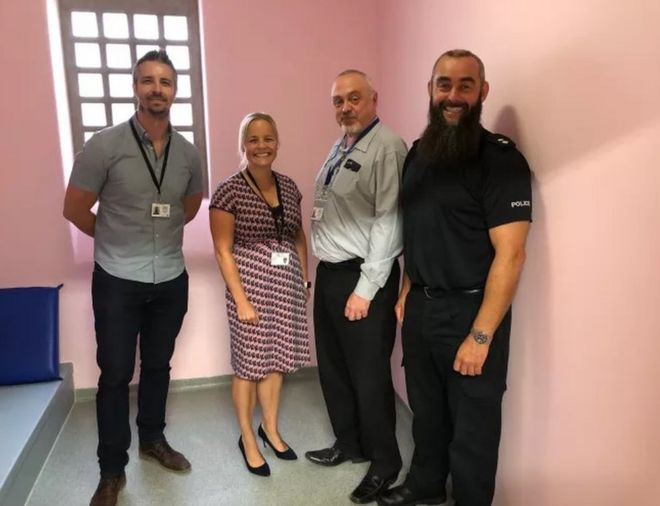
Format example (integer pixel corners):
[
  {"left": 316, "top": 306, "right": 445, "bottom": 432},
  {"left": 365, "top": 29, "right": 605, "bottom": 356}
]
[
  {"left": 470, "top": 328, "right": 491, "bottom": 345},
  {"left": 304, "top": 281, "right": 312, "bottom": 289}
]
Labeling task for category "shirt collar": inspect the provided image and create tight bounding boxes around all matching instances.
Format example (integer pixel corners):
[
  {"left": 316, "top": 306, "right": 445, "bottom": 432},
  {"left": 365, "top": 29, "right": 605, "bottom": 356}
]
[
  {"left": 130, "top": 113, "right": 172, "bottom": 144},
  {"left": 345, "top": 116, "right": 380, "bottom": 154}
]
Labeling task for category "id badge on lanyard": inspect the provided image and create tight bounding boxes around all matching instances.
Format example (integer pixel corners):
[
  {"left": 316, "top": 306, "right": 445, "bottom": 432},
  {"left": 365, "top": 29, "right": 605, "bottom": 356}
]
[
  {"left": 130, "top": 119, "right": 173, "bottom": 220},
  {"left": 311, "top": 184, "right": 330, "bottom": 222},
  {"left": 243, "top": 170, "right": 291, "bottom": 266},
  {"left": 312, "top": 147, "right": 343, "bottom": 222}
]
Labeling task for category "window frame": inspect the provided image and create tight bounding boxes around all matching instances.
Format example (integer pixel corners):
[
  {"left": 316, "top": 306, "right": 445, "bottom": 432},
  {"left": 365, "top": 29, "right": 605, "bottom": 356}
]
[{"left": 58, "top": 0, "right": 208, "bottom": 194}]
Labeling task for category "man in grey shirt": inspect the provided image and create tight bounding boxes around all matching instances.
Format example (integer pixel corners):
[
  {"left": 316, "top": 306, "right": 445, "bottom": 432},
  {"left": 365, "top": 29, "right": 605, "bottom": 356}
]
[
  {"left": 63, "top": 50, "right": 202, "bottom": 506},
  {"left": 305, "top": 69, "right": 407, "bottom": 504}
]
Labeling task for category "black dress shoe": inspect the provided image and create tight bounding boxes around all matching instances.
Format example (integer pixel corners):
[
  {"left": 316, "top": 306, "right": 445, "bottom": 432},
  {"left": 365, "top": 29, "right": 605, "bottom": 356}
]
[
  {"left": 350, "top": 473, "right": 398, "bottom": 504},
  {"left": 305, "top": 446, "right": 367, "bottom": 466},
  {"left": 377, "top": 484, "right": 446, "bottom": 506}
]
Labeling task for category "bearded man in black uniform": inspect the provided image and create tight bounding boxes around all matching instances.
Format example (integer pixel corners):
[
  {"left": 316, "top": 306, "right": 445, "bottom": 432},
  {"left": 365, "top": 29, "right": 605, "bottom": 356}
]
[{"left": 378, "top": 50, "right": 532, "bottom": 506}]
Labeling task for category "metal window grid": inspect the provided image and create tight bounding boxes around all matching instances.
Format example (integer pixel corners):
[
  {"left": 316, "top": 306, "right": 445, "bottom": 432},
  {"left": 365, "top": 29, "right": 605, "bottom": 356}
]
[{"left": 58, "top": 0, "right": 208, "bottom": 195}]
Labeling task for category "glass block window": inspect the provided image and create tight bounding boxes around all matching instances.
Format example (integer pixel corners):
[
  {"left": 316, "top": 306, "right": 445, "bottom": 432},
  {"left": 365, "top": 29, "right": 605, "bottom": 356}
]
[{"left": 58, "top": 0, "right": 208, "bottom": 194}]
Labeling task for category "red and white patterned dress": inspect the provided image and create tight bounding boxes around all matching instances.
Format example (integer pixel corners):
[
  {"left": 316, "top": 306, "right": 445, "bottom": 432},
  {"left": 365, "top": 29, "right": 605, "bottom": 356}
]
[{"left": 210, "top": 171, "right": 310, "bottom": 380}]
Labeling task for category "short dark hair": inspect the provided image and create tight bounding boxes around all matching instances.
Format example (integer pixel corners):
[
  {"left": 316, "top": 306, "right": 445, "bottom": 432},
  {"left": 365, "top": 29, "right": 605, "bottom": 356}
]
[
  {"left": 132, "top": 49, "right": 177, "bottom": 84},
  {"left": 432, "top": 49, "right": 486, "bottom": 82}
]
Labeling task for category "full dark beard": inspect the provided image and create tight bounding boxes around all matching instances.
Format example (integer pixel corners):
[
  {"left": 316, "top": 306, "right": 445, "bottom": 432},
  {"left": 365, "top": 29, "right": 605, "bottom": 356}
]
[{"left": 416, "top": 98, "right": 483, "bottom": 167}]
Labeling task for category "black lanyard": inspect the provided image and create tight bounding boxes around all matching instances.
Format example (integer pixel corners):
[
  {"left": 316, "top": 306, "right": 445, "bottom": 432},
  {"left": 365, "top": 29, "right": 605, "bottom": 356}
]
[
  {"left": 323, "top": 117, "right": 380, "bottom": 186},
  {"left": 244, "top": 169, "right": 285, "bottom": 244},
  {"left": 129, "top": 119, "right": 172, "bottom": 195}
]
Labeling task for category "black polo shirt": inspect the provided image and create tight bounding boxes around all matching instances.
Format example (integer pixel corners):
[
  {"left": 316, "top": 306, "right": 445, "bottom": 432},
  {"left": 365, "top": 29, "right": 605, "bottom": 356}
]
[{"left": 402, "top": 129, "right": 532, "bottom": 290}]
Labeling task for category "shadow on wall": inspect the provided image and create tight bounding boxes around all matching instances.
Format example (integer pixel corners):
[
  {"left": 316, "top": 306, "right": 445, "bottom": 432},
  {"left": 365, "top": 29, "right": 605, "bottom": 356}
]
[
  {"left": 491, "top": 106, "right": 521, "bottom": 151},
  {"left": 491, "top": 107, "right": 555, "bottom": 506}
]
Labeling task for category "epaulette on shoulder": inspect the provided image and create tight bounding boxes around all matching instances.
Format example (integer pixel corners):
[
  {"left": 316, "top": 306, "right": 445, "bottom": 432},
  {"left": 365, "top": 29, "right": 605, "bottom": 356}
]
[{"left": 486, "top": 132, "right": 516, "bottom": 150}]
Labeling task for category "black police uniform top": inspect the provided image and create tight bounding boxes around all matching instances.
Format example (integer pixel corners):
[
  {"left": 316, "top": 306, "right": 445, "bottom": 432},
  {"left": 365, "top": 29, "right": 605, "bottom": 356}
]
[{"left": 402, "top": 128, "right": 532, "bottom": 291}]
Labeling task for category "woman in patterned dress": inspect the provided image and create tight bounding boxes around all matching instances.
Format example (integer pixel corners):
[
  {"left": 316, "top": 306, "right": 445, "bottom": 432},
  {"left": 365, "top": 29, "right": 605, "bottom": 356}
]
[{"left": 209, "top": 112, "right": 310, "bottom": 476}]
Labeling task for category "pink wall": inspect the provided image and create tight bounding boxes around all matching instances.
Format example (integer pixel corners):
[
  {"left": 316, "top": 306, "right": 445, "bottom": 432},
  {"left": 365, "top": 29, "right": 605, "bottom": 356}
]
[
  {"left": 0, "top": 0, "right": 380, "bottom": 388},
  {"left": 2, "top": 1, "right": 659, "bottom": 502},
  {"left": 378, "top": 1, "right": 660, "bottom": 505}
]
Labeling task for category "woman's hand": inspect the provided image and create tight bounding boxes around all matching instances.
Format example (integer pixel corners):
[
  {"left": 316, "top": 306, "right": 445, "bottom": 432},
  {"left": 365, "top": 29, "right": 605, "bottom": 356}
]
[{"left": 236, "top": 299, "right": 259, "bottom": 324}]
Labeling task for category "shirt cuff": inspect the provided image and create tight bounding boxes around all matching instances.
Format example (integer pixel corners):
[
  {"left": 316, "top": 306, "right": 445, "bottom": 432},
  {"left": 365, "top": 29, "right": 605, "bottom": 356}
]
[{"left": 354, "top": 275, "right": 380, "bottom": 301}]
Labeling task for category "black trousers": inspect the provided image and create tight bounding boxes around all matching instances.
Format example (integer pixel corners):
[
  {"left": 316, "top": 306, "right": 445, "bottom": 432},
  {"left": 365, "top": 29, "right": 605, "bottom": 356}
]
[
  {"left": 91, "top": 264, "right": 188, "bottom": 476},
  {"left": 313, "top": 259, "right": 401, "bottom": 477},
  {"left": 402, "top": 286, "right": 511, "bottom": 506}
]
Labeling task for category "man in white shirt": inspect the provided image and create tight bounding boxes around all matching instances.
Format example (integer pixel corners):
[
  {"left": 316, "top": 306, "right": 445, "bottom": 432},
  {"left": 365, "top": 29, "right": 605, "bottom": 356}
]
[{"left": 306, "top": 69, "right": 407, "bottom": 504}]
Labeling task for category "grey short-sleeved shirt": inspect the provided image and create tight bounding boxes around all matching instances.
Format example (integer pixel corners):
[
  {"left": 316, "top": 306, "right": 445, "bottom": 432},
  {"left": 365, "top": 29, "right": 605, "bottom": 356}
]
[{"left": 69, "top": 115, "right": 203, "bottom": 283}]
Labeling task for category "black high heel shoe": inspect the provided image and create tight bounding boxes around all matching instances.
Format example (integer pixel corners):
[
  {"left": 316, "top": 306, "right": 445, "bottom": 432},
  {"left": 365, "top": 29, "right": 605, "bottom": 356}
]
[
  {"left": 258, "top": 424, "right": 297, "bottom": 460},
  {"left": 238, "top": 436, "right": 270, "bottom": 476}
]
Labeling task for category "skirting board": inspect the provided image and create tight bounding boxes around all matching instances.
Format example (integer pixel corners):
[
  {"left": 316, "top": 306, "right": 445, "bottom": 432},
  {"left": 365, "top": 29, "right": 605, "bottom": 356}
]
[{"left": 73, "top": 366, "right": 413, "bottom": 424}]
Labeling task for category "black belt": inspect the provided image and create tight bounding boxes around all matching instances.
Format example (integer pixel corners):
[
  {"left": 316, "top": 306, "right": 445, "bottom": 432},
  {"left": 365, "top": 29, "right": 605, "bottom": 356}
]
[
  {"left": 411, "top": 284, "right": 483, "bottom": 299},
  {"left": 319, "top": 257, "right": 364, "bottom": 271}
]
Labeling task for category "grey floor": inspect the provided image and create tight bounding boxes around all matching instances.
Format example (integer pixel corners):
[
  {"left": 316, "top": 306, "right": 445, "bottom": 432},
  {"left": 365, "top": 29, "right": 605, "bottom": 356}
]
[{"left": 26, "top": 369, "right": 443, "bottom": 506}]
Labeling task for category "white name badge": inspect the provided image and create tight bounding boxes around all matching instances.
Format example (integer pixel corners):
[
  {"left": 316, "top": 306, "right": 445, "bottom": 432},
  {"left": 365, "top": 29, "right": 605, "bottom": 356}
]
[
  {"left": 311, "top": 207, "right": 324, "bottom": 221},
  {"left": 151, "top": 203, "right": 171, "bottom": 218},
  {"left": 271, "top": 252, "right": 290, "bottom": 266}
]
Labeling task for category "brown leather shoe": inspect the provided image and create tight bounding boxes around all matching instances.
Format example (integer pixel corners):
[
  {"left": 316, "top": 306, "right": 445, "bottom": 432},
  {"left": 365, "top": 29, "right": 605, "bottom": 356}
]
[
  {"left": 139, "top": 438, "right": 191, "bottom": 472},
  {"left": 89, "top": 473, "right": 126, "bottom": 506}
]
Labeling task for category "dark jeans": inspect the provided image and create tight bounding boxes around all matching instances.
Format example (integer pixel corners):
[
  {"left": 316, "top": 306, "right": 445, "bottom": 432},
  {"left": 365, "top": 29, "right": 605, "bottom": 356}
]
[
  {"left": 92, "top": 264, "right": 188, "bottom": 476},
  {"left": 402, "top": 286, "right": 511, "bottom": 506},
  {"left": 313, "top": 259, "right": 401, "bottom": 477}
]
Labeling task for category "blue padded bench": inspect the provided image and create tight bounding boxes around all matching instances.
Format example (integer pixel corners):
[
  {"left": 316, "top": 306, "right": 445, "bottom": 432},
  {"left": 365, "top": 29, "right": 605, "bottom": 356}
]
[{"left": 0, "top": 363, "right": 73, "bottom": 506}]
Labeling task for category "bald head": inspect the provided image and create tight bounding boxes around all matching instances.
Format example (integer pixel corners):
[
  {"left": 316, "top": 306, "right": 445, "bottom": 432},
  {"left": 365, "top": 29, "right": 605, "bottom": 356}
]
[
  {"left": 335, "top": 69, "right": 376, "bottom": 94},
  {"left": 431, "top": 49, "right": 486, "bottom": 84}
]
